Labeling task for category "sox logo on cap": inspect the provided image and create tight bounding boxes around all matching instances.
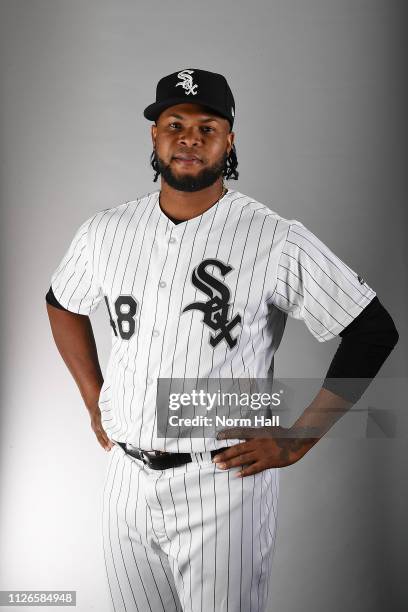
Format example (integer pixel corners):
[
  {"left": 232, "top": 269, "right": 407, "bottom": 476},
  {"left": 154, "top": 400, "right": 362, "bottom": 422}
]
[{"left": 175, "top": 69, "right": 198, "bottom": 95}]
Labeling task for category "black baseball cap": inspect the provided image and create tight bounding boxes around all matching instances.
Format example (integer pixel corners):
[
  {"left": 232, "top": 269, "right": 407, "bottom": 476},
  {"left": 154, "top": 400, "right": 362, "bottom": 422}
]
[{"left": 143, "top": 68, "right": 235, "bottom": 129}]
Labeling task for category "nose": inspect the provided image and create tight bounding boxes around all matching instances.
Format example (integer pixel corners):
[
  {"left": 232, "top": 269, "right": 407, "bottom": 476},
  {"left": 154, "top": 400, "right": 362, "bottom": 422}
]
[{"left": 178, "top": 126, "right": 202, "bottom": 147}]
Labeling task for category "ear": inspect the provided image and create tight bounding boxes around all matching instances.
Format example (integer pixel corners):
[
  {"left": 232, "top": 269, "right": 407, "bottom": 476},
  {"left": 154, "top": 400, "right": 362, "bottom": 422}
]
[
  {"left": 227, "top": 131, "right": 235, "bottom": 156},
  {"left": 151, "top": 124, "right": 157, "bottom": 149}
]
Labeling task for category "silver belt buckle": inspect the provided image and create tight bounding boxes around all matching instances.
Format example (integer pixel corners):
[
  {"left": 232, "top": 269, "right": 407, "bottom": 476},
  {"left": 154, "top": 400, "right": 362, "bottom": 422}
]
[
  {"left": 139, "top": 449, "right": 152, "bottom": 466},
  {"left": 125, "top": 443, "right": 150, "bottom": 465}
]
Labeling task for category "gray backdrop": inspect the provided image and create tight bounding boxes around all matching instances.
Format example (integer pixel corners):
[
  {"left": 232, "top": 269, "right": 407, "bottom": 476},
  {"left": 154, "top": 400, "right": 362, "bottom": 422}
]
[{"left": 1, "top": 1, "right": 406, "bottom": 611}]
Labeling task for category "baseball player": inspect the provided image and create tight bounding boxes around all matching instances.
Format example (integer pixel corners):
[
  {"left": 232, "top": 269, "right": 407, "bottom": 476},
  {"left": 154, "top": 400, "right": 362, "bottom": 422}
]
[{"left": 46, "top": 68, "right": 398, "bottom": 612}]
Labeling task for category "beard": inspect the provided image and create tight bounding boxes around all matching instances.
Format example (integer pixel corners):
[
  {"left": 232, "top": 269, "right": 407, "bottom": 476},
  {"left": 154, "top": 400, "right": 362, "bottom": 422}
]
[{"left": 154, "top": 150, "right": 228, "bottom": 192}]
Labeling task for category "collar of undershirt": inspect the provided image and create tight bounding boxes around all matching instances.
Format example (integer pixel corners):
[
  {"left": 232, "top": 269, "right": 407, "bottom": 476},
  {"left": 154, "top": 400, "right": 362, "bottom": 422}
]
[
  {"left": 160, "top": 186, "right": 229, "bottom": 225},
  {"left": 166, "top": 212, "right": 186, "bottom": 224}
]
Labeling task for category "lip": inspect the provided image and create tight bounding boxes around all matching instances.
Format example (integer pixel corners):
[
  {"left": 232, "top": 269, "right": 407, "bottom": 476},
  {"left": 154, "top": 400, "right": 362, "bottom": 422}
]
[
  {"left": 173, "top": 154, "right": 202, "bottom": 163},
  {"left": 173, "top": 158, "right": 202, "bottom": 165}
]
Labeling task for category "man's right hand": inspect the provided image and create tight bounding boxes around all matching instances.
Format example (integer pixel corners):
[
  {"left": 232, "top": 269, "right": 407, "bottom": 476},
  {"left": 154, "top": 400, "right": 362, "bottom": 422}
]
[{"left": 89, "top": 407, "right": 114, "bottom": 451}]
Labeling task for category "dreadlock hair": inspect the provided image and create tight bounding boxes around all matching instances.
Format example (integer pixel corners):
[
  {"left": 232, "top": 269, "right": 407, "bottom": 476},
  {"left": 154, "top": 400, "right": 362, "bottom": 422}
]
[
  {"left": 223, "top": 144, "right": 239, "bottom": 180},
  {"left": 150, "top": 144, "right": 239, "bottom": 182},
  {"left": 150, "top": 150, "right": 161, "bottom": 183}
]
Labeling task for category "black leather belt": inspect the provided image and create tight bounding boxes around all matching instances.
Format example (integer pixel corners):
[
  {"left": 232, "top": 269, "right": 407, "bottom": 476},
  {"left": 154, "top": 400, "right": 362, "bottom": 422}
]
[{"left": 113, "top": 440, "right": 228, "bottom": 470}]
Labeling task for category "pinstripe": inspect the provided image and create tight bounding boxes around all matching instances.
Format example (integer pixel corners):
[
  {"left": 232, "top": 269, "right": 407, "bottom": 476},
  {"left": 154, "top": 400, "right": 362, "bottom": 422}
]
[
  {"left": 281, "top": 247, "right": 363, "bottom": 316},
  {"left": 289, "top": 226, "right": 369, "bottom": 299},
  {"left": 266, "top": 470, "right": 279, "bottom": 604},
  {"left": 67, "top": 268, "right": 88, "bottom": 309},
  {"left": 111, "top": 202, "right": 140, "bottom": 285},
  {"left": 276, "top": 273, "right": 304, "bottom": 298},
  {"left": 225, "top": 205, "right": 263, "bottom": 377},
  {"left": 218, "top": 204, "right": 264, "bottom": 379},
  {"left": 239, "top": 216, "right": 281, "bottom": 375},
  {"left": 52, "top": 229, "right": 88, "bottom": 288},
  {"left": 102, "top": 202, "right": 133, "bottom": 285},
  {"left": 208, "top": 194, "right": 248, "bottom": 380},
  {"left": 241, "top": 216, "right": 276, "bottom": 368},
  {"left": 182, "top": 471, "right": 194, "bottom": 612},
  {"left": 198, "top": 469, "right": 204, "bottom": 612},
  {"left": 113, "top": 367, "right": 129, "bottom": 443},
  {"left": 57, "top": 246, "right": 87, "bottom": 303},
  {"left": 97, "top": 207, "right": 124, "bottom": 280},
  {"left": 207, "top": 194, "right": 251, "bottom": 391},
  {"left": 124, "top": 461, "right": 154, "bottom": 612},
  {"left": 186, "top": 199, "right": 221, "bottom": 377},
  {"left": 106, "top": 451, "right": 127, "bottom": 610},
  {"left": 110, "top": 448, "right": 184, "bottom": 611},
  {"left": 115, "top": 198, "right": 159, "bottom": 435},
  {"left": 302, "top": 305, "right": 335, "bottom": 337},
  {"left": 262, "top": 472, "right": 275, "bottom": 547},
  {"left": 116, "top": 459, "right": 140, "bottom": 610},
  {"left": 163, "top": 476, "right": 187, "bottom": 602},
  {"left": 102, "top": 448, "right": 119, "bottom": 611},
  {"left": 153, "top": 476, "right": 185, "bottom": 590},
  {"left": 283, "top": 243, "right": 360, "bottom": 308},
  {"left": 273, "top": 289, "right": 328, "bottom": 338},
  {"left": 125, "top": 204, "right": 161, "bottom": 444},
  {"left": 102, "top": 196, "right": 151, "bottom": 381},
  {"left": 56, "top": 210, "right": 109, "bottom": 313},
  {"left": 181, "top": 209, "right": 216, "bottom": 379},
  {"left": 249, "top": 474, "right": 255, "bottom": 612},
  {"left": 180, "top": 203, "right": 222, "bottom": 453},
  {"left": 218, "top": 205, "right": 256, "bottom": 380},
  {"left": 144, "top": 220, "right": 190, "bottom": 450},
  {"left": 168, "top": 477, "right": 188, "bottom": 612},
  {"left": 227, "top": 469, "right": 231, "bottom": 612},
  {"left": 230, "top": 213, "right": 272, "bottom": 374},
  {"left": 130, "top": 465, "right": 165, "bottom": 612},
  {"left": 91, "top": 209, "right": 113, "bottom": 279},
  {"left": 161, "top": 214, "right": 207, "bottom": 452},
  {"left": 212, "top": 465, "right": 218, "bottom": 612},
  {"left": 145, "top": 500, "right": 183, "bottom": 611},
  {"left": 113, "top": 199, "right": 158, "bottom": 440},
  {"left": 304, "top": 285, "right": 347, "bottom": 326},
  {"left": 239, "top": 474, "right": 244, "bottom": 612},
  {"left": 113, "top": 197, "right": 152, "bottom": 367},
  {"left": 265, "top": 220, "right": 293, "bottom": 307},
  {"left": 257, "top": 471, "right": 267, "bottom": 610}
]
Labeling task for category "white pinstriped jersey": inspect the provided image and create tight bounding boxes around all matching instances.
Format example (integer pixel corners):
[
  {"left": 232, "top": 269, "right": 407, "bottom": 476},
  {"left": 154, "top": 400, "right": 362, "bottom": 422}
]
[{"left": 50, "top": 188, "right": 376, "bottom": 452}]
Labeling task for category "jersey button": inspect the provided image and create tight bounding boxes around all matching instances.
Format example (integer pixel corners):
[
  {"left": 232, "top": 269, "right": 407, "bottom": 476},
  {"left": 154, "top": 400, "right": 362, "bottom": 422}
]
[
  {"left": 169, "top": 236, "right": 177, "bottom": 244},
  {"left": 152, "top": 329, "right": 160, "bottom": 338},
  {"left": 159, "top": 281, "right": 167, "bottom": 288}
]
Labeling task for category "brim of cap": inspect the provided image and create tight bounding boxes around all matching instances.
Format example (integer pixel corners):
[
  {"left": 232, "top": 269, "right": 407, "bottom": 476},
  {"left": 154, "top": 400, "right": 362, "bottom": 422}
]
[{"left": 143, "top": 97, "right": 232, "bottom": 125}]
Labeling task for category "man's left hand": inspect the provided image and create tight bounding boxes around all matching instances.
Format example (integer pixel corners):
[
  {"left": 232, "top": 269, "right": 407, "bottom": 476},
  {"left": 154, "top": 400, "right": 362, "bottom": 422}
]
[{"left": 213, "top": 426, "right": 319, "bottom": 477}]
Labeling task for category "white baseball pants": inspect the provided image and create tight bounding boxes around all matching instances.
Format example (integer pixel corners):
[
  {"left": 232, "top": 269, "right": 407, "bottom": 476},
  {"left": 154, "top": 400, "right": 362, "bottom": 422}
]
[{"left": 102, "top": 442, "right": 279, "bottom": 612}]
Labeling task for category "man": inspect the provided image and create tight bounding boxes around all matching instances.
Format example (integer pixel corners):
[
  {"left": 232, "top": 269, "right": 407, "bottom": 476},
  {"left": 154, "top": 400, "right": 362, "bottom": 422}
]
[{"left": 46, "top": 68, "right": 398, "bottom": 612}]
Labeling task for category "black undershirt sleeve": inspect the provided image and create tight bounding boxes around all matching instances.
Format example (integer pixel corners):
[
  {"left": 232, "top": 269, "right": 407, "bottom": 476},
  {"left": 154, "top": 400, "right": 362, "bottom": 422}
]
[
  {"left": 45, "top": 286, "right": 71, "bottom": 311},
  {"left": 322, "top": 296, "right": 399, "bottom": 402}
]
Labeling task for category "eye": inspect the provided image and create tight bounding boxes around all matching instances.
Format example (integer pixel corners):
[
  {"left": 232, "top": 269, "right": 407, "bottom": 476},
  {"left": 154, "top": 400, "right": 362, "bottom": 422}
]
[{"left": 167, "top": 122, "right": 215, "bottom": 132}]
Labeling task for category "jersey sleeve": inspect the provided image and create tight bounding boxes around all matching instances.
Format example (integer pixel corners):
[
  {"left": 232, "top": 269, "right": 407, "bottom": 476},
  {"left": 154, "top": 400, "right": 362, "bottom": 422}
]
[
  {"left": 49, "top": 215, "right": 103, "bottom": 315},
  {"left": 270, "top": 220, "right": 377, "bottom": 342}
]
